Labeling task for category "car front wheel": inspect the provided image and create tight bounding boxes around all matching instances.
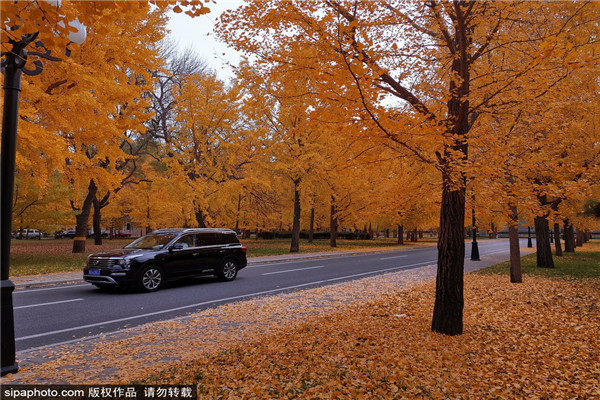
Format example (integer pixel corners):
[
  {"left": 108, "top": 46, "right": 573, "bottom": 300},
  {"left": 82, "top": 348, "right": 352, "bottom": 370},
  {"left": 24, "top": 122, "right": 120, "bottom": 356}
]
[
  {"left": 138, "top": 265, "right": 164, "bottom": 292},
  {"left": 217, "top": 259, "right": 238, "bottom": 282}
]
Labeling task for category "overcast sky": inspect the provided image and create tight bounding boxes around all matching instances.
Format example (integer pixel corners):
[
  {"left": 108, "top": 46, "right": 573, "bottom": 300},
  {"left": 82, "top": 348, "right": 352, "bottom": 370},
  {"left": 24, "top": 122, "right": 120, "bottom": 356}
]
[{"left": 166, "top": 1, "right": 244, "bottom": 81}]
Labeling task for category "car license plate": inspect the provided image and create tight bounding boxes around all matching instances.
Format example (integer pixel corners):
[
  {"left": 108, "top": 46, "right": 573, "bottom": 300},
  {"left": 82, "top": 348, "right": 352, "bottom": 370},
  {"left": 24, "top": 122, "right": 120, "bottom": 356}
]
[{"left": 88, "top": 269, "right": 101, "bottom": 276}]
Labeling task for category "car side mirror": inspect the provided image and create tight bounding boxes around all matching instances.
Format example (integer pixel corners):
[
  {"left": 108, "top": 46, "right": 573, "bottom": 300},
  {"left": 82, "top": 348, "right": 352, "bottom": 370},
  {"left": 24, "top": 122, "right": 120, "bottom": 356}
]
[{"left": 171, "top": 243, "right": 184, "bottom": 251}]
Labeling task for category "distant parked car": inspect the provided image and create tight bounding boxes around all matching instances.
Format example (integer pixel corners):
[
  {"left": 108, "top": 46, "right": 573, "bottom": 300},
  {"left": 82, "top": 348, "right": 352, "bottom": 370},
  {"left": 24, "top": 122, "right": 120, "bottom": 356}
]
[
  {"left": 61, "top": 229, "right": 77, "bottom": 239},
  {"left": 114, "top": 231, "right": 132, "bottom": 238},
  {"left": 15, "top": 229, "right": 42, "bottom": 240},
  {"left": 88, "top": 230, "right": 109, "bottom": 238},
  {"left": 83, "top": 228, "right": 247, "bottom": 292}
]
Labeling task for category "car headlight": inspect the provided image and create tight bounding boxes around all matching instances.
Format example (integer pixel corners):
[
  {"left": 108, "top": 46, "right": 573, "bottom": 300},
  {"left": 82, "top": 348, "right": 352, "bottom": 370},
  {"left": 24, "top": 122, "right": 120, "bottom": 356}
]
[{"left": 111, "top": 258, "right": 132, "bottom": 270}]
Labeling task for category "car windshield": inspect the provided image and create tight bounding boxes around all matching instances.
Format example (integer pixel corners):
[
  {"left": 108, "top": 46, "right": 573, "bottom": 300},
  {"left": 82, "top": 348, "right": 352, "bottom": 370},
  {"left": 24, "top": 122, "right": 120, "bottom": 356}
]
[{"left": 123, "top": 233, "right": 178, "bottom": 250}]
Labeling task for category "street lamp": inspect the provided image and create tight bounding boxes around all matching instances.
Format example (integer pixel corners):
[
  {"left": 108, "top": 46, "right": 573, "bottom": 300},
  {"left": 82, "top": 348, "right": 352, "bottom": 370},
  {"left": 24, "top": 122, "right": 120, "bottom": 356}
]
[
  {"left": 470, "top": 206, "right": 480, "bottom": 261},
  {"left": 470, "top": 192, "right": 480, "bottom": 261},
  {"left": 527, "top": 226, "right": 533, "bottom": 248},
  {"left": 1, "top": 17, "right": 85, "bottom": 377}
]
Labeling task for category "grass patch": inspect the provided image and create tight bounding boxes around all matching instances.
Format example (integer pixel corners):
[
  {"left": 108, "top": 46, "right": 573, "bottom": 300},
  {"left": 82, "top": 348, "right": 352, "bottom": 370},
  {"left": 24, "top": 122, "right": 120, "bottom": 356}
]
[
  {"left": 9, "top": 239, "right": 131, "bottom": 276},
  {"left": 11, "top": 253, "right": 91, "bottom": 276},
  {"left": 474, "top": 240, "right": 600, "bottom": 279}
]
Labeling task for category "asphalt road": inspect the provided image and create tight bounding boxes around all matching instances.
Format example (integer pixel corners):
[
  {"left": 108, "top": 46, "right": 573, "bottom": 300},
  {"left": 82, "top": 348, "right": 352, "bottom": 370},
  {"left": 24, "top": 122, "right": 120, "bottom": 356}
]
[{"left": 13, "top": 239, "right": 524, "bottom": 352}]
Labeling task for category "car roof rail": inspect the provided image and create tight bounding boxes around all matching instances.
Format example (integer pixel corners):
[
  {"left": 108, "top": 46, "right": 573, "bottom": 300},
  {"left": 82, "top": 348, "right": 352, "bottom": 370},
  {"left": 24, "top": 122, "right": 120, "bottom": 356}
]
[{"left": 152, "top": 228, "right": 237, "bottom": 234}]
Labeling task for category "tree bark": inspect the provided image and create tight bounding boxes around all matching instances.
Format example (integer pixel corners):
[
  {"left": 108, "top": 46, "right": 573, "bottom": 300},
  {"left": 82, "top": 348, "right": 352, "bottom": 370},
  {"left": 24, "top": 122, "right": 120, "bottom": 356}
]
[
  {"left": 235, "top": 194, "right": 242, "bottom": 233},
  {"left": 195, "top": 209, "right": 207, "bottom": 228},
  {"left": 329, "top": 196, "right": 338, "bottom": 248},
  {"left": 553, "top": 223, "right": 563, "bottom": 257},
  {"left": 72, "top": 180, "right": 98, "bottom": 253},
  {"left": 431, "top": 182, "right": 465, "bottom": 336},
  {"left": 564, "top": 220, "right": 575, "bottom": 253},
  {"left": 508, "top": 206, "right": 522, "bottom": 283},
  {"left": 92, "top": 197, "right": 102, "bottom": 246},
  {"left": 534, "top": 216, "right": 554, "bottom": 268},
  {"left": 397, "top": 225, "right": 404, "bottom": 245},
  {"left": 290, "top": 179, "right": 301, "bottom": 253},
  {"left": 308, "top": 207, "right": 315, "bottom": 243},
  {"left": 576, "top": 228, "right": 584, "bottom": 247}
]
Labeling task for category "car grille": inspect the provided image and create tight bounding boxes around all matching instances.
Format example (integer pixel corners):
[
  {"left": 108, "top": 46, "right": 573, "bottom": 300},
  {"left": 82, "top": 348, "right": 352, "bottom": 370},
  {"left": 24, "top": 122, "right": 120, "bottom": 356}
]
[{"left": 87, "top": 258, "right": 117, "bottom": 268}]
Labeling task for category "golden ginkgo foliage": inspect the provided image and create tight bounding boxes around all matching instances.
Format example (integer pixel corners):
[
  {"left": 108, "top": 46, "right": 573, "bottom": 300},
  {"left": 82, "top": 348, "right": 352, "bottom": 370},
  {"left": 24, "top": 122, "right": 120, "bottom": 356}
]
[{"left": 217, "top": 0, "right": 600, "bottom": 334}]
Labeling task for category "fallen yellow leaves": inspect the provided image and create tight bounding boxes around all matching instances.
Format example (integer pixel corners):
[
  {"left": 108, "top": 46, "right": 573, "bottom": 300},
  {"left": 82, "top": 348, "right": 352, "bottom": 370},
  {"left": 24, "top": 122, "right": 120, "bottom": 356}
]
[
  {"left": 147, "top": 275, "right": 600, "bottom": 399},
  {"left": 2, "top": 269, "right": 599, "bottom": 399}
]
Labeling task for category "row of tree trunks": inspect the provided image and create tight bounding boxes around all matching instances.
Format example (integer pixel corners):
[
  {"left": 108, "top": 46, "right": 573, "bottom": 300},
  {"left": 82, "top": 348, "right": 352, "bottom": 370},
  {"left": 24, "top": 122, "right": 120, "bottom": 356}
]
[{"left": 406, "top": 229, "right": 422, "bottom": 242}]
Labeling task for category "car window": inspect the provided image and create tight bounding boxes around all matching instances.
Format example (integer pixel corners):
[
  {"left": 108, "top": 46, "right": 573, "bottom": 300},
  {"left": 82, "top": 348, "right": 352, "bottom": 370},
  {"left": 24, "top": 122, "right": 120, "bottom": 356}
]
[
  {"left": 173, "top": 234, "right": 195, "bottom": 249},
  {"left": 124, "top": 233, "right": 178, "bottom": 250},
  {"left": 196, "top": 233, "right": 217, "bottom": 246},
  {"left": 217, "top": 233, "right": 239, "bottom": 244}
]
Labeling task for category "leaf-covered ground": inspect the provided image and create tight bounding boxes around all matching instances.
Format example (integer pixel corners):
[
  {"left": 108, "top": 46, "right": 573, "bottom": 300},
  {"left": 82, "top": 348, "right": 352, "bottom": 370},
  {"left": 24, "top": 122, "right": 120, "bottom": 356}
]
[
  {"left": 3, "top": 246, "right": 599, "bottom": 399},
  {"left": 145, "top": 275, "right": 600, "bottom": 399}
]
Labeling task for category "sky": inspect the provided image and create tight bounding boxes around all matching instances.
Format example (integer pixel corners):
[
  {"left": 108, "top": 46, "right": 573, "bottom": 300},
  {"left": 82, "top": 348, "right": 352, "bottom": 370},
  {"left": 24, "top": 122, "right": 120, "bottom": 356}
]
[{"left": 166, "top": 1, "right": 244, "bottom": 81}]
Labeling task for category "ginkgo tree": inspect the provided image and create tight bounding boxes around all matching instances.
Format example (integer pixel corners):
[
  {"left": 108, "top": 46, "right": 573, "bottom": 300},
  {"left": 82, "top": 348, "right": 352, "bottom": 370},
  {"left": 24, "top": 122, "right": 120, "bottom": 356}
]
[
  {"left": 240, "top": 65, "right": 330, "bottom": 252},
  {"left": 1, "top": 1, "right": 211, "bottom": 252},
  {"left": 170, "top": 71, "right": 263, "bottom": 228},
  {"left": 217, "top": 0, "right": 600, "bottom": 335}
]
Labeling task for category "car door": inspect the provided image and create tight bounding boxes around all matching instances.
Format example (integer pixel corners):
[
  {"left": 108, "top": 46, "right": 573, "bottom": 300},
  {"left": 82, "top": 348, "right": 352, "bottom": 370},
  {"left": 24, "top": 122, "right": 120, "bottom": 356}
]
[
  {"left": 194, "top": 232, "right": 221, "bottom": 272},
  {"left": 162, "top": 234, "right": 197, "bottom": 279}
]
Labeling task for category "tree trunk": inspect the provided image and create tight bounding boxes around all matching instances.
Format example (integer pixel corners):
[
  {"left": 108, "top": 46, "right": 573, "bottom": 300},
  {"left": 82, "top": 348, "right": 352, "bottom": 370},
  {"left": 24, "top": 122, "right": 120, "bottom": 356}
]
[
  {"left": 576, "top": 228, "right": 584, "bottom": 247},
  {"left": 195, "top": 209, "right": 207, "bottom": 228},
  {"left": 330, "top": 196, "right": 338, "bottom": 248},
  {"left": 564, "top": 220, "right": 575, "bottom": 253},
  {"left": 534, "top": 216, "right": 554, "bottom": 268},
  {"left": 235, "top": 194, "right": 242, "bottom": 233},
  {"left": 72, "top": 180, "right": 97, "bottom": 253},
  {"left": 553, "top": 223, "right": 562, "bottom": 257},
  {"left": 508, "top": 206, "right": 522, "bottom": 283},
  {"left": 290, "top": 179, "right": 301, "bottom": 253},
  {"left": 308, "top": 207, "right": 315, "bottom": 243},
  {"left": 431, "top": 182, "right": 465, "bottom": 336},
  {"left": 397, "top": 225, "right": 404, "bottom": 245},
  {"left": 92, "top": 197, "right": 102, "bottom": 246}
]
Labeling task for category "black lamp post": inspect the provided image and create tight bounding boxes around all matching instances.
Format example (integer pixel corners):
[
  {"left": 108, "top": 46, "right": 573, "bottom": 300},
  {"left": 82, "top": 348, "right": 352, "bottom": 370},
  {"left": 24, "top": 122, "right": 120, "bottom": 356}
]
[
  {"left": 1, "top": 21, "right": 85, "bottom": 376},
  {"left": 470, "top": 206, "right": 480, "bottom": 261},
  {"left": 527, "top": 226, "right": 533, "bottom": 248},
  {"left": 0, "top": 33, "right": 41, "bottom": 377}
]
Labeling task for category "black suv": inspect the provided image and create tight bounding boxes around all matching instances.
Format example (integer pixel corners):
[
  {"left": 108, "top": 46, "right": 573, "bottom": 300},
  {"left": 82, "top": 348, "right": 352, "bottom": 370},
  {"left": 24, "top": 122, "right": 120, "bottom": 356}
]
[{"left": 83, "top": 228, "right": 247, "bottom": 292}]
